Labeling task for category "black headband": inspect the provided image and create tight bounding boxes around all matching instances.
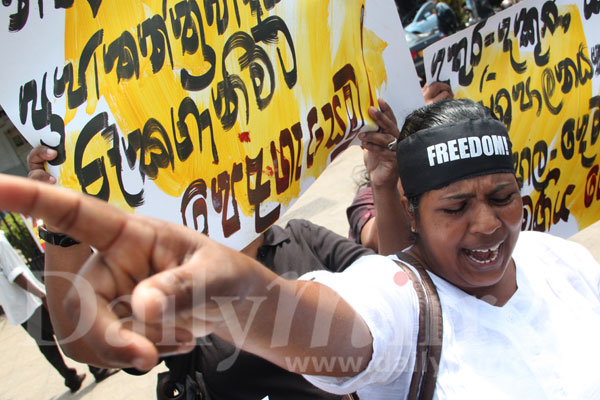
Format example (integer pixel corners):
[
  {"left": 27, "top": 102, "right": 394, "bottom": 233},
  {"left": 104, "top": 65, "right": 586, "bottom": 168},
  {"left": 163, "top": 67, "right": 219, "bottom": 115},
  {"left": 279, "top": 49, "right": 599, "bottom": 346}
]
[{"left": 397, "top": 119, "right": 514, "bottom": 198}]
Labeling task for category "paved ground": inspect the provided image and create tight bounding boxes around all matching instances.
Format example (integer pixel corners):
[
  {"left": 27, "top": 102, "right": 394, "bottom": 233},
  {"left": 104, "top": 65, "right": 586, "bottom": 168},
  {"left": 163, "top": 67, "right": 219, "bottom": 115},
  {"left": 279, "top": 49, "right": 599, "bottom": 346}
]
[{"left": 1, "top": 145, "right": 598, "bottom": 399}]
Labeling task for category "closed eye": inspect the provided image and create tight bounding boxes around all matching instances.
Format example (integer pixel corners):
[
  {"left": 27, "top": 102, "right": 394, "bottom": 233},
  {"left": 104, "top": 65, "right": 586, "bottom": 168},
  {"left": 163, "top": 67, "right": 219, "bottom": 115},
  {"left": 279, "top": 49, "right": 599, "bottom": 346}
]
[
  {"left": 443, "top": 202, "right": 466, "bottom": 214},
  {"left": 491, "top": 192, "right": 515, "bottom": 205}
]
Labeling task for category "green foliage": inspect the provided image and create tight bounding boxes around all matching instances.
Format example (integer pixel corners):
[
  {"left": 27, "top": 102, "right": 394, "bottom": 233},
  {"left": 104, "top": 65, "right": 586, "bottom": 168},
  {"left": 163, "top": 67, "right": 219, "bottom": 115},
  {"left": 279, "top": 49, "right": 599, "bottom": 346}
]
[{"left": 0, "top": 212, "right": 42, "bottom": 266}]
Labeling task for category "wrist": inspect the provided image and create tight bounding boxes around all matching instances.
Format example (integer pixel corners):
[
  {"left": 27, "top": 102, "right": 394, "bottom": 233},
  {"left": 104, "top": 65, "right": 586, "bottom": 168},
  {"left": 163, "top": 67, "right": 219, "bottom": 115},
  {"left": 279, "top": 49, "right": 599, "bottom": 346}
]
[
  {"left": 39, "top": 226, "right": 81, "bottom": 247},
  {"left": 371, "top": 181, "right": 400, "bottom": 193}
]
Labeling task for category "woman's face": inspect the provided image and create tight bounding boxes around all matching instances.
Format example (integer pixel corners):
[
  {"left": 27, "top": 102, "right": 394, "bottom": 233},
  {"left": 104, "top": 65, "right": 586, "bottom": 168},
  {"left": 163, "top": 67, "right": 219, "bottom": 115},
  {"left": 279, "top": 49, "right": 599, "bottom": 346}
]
[{"left": 411, "top": 173, "right": 522, "bottom": 298}]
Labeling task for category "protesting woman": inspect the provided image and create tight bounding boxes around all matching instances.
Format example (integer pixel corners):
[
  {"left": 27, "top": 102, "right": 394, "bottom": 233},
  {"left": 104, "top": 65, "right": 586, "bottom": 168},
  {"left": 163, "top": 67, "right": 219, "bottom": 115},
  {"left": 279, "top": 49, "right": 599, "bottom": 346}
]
[{"left": 0, "top": 99, "right": 599, "bottom": 398}]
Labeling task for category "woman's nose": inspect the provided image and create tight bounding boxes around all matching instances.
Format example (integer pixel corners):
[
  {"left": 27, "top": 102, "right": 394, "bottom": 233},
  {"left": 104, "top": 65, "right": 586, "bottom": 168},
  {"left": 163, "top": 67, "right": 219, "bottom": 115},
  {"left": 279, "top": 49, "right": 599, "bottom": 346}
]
[{"left": 469, "top": 203, "right": 501, "bottom": 235}]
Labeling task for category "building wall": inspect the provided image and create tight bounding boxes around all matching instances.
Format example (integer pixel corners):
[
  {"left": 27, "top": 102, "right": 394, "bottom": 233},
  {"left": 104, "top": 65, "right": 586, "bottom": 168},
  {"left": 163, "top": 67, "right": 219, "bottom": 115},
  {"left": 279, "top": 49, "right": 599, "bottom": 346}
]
[{"left": 0, "top": 108, "right": 31, "bottom": 177}]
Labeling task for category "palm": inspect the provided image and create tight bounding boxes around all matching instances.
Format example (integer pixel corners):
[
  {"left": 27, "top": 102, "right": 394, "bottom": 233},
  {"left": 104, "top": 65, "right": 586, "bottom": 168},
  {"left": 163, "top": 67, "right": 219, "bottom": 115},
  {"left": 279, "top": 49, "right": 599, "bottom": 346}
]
[
  {"left": 362, "top": 99, "right": 401, "bottom": 188},
  {"left": 363, "top": 147, "right": 398, "bottom": 187}
]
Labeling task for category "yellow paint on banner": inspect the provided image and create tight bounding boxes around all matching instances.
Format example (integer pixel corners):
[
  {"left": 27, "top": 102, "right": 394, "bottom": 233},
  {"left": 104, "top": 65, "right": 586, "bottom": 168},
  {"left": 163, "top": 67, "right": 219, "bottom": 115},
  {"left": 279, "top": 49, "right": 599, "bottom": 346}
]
[{"left": 55, "top": 1, "right": 385, "bottom": 235}]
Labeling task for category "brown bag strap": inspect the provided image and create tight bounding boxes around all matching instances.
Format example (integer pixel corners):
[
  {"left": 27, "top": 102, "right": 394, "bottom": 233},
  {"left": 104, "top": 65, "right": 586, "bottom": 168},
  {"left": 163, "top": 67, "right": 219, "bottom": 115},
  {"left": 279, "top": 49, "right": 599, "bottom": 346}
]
[{"left": 394, "top": 252, "right": 443, "bottom": 400}]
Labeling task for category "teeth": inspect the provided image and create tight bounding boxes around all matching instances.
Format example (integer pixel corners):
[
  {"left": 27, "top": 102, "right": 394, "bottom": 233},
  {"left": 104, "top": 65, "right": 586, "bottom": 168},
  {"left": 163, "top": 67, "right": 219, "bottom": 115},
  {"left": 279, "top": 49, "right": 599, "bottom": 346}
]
[
  {"left": 465, "top": 242, "right": 502, "bottom": 264},
  {"left": 471, "top": 242, "right": 501, "bottom": 253}
]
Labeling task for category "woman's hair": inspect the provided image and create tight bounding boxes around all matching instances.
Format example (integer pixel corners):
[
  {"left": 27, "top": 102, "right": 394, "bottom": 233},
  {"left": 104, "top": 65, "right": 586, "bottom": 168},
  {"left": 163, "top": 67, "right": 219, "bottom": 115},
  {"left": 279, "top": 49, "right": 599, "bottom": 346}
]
[
  {"left": 356, "top": 99, "right": 495, "bottom": 192},
  {"left": 399, "top": 99, "right": 498, "bottom": 219},
  {"left": 399, "top": 98, "right": 495, "bottom": 140}
]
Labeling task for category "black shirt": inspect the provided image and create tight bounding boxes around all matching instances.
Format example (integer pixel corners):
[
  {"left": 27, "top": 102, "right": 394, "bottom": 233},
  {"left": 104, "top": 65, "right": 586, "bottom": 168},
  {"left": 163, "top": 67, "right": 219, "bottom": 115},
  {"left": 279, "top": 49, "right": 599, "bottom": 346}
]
[{"left": 164, "top": 219, "right": 374, "bottom": 400}]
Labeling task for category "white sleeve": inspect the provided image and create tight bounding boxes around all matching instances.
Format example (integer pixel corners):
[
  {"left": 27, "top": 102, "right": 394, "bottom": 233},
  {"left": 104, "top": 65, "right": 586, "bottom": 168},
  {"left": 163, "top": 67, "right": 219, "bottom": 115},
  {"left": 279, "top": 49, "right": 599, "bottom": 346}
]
[
  {"left": 299, "top": 254, "right": 419, "bottom": 395},
  {"left": 0, "top": 239, "right": 28, "bottom": 282}
]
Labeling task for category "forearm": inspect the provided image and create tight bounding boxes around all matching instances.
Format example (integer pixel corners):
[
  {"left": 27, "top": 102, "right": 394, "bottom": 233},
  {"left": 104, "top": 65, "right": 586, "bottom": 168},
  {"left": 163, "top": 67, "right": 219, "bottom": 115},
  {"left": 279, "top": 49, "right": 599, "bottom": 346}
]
[
  {"left": 13, "top": 273, "right": 45, "bottom": 300},
  {"left": 213, "top": 267, "right": 372, "bottom": 376},
  {"left": 372, "top": 185, "right": 411, "bottom": 255},
  {"left": 44, "top": 242, "right": 102, "bottom": 364},
  {"left": 360, "top": 218, "right": 379, "bottom": 252}
]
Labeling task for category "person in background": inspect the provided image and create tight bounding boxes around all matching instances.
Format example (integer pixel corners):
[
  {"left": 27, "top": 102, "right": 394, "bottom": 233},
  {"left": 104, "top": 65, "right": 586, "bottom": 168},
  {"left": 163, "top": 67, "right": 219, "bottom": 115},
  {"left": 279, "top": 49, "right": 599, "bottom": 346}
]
[
  {"left": 434, "top": 0, "right": 460, "bottom": 35},
  {"left": 0, "top": 229, "right": 87, "bottom": 392},
  {"left": 347, "top": 81, "right": 453, "bottom": 253},
  {"left": 467, "top": 0, "right": 495, "bottom": 20},
  {"left": 26, "top": 146, "right": 373, "bottom": 400}
]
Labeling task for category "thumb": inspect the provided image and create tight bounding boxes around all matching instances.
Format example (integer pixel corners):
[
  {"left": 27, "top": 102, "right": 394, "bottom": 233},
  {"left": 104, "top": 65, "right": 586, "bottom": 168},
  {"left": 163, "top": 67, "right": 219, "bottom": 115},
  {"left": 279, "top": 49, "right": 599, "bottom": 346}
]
[
  {"left": 131, "top": 256, "right": 235, "bottom": 340},
  {"left": 131, "top": 254, "right": 210, "bottom": 325}
]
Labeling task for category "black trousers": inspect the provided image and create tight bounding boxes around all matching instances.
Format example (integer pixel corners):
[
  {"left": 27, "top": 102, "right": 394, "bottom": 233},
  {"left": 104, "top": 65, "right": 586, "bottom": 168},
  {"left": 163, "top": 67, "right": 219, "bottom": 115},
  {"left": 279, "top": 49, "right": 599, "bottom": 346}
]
[{"left": 21, "top": 306, "right": 103, "bottom": 380}]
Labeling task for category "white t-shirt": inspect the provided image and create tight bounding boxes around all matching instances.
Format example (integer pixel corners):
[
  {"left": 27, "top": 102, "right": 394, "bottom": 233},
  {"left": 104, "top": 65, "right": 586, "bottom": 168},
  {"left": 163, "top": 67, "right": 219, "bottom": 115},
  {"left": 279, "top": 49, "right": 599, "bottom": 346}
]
[
  {"left": 302, "top": 231, "right": 600, "bottom": 399},
  {"left": 0, "top": 231, "right": 46, "bottom": 325}
]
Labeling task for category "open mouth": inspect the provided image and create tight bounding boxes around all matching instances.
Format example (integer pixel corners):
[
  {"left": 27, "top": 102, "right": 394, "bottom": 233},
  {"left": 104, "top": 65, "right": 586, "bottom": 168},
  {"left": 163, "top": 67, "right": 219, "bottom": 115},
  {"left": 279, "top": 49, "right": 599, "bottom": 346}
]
[{"left": 464, "top": 242, "right": 502, "bottom": 266}]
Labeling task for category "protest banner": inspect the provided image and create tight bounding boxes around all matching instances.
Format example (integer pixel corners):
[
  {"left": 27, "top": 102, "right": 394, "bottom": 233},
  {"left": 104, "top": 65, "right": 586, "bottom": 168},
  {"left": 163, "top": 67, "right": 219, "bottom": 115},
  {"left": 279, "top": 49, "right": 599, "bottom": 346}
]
[
  {"left": 423, "top": 0, "right": 600, "bottom": 238},
  {"left": 0, "top": 0, "right": 423, "bottom": 249}
]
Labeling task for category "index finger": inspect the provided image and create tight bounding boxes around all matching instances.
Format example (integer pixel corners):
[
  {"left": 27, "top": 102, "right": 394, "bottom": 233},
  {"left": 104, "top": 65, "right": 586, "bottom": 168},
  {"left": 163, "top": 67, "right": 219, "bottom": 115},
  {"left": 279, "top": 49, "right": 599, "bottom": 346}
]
[{"left": 0, "top": 173, "right": 130, "bottom": 251}]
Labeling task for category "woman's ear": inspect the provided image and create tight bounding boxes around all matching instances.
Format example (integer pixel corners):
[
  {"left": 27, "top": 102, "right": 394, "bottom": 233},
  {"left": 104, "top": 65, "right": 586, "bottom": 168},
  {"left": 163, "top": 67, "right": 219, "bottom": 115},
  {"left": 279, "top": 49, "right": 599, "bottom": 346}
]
[{"left": 401, "top": 196, "right": 417, "bottom": 233}]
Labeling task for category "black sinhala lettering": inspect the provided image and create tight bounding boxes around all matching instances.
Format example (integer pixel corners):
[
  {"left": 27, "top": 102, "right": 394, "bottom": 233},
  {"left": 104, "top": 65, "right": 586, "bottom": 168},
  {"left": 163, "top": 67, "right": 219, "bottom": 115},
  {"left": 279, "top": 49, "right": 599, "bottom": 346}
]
[
  {"left": 306, "top": 106, "right": 324, "bottom": 169},
  {"left": 6, "top": 0, "right": 29, "bottom": 32},
  {"left": 514, "top": 146, "right": 531, "bottom": 188},
  {"left": 230, "top": 31, "right": 275, "bottom": 111},
  {"left": 583, "top": 0, "right": 600, "bottom": 20},
  {"left": 69, "top": 29, "right": 104, "bottom": 109},
  {"left": 270, "top": 121, "right": 302, "bottom": 195},
  {"left": 225, "top": 162, "right": 243, "bottom": 237},
  {"left": 19, "top": 74, "right": 51, "bottom": 130},
  {"left": 198, "top": 107, "right": 219, "bottom": 163},
  {"left": 511, "top": 77, "right": 542, "bottom": 115},
  {"left": 74, "top": 112, "right": 111, "bottom": 201},
  {"left": 489, "top": 88, "right": 512, "bottom": 130},
  {"left": 251, "top": 15, "right": 297, "bottom": 89},
  {"left": 212, "top": 32, "right": 252, "bottom": 130},
  {"left": 329, "top": 64, "right": 366, "bottom": 160},
  {"left": 289, "top": 122, "right": 303, "bottom": 181},
  {"left": 54, "top": 0, "right": 101, "bottom": 16},
  {"left": 532, "top": 140, "right": 560, "bottom": 192},
  {"left": 270, "top": 130, "right": 292, "bottom": 195},
  {"left": 430, "top": 48, "right": 446, "bottom": 83},
  {"left": 540, "top": 0, "right": 570, "bottom": 37},
  {"left": 514, "top": 5, "right": 549, "bottom": 67},
  {"left": 521, "top": 194, "right": 534, "bottom": 231},
  {"left": 497, "top": 16, "right": 527, "bottom": 74},
  {"left": 326, "top": 93, "right": 346, "bottom": 149},
  {"left": 448, "top": 37, "right": 474, "bottom": 87},
  {"left": 590, "top": 95, "right": 600, "bottom": 146},
  {"left": 211, "top": 163, "right": 242, "bottom": 238},
  {"left": 204, "top": 0, "right": 229, "bottom": 35},
  {"left": 584, "top": 164, "right": 600, "bottom": 207},
  {"left": 574, "top": 112, "right": 596, "bottom": 168},
  {"left": 140, "top": 117, "right": 175, "bottom": 179},
  {"left": 18, "top": 74, "right": 68, "bottom": 165},
  {"left": 173, "top": 97, "right": 219, "bottom": 164},
  {"left": 576, "top": 44, "right": 594, "bottom": 86},
  {"left": 181, "top": 178, "right": 209, "bottom": 234},
  {"left": 170, "top": 0, "right": 216, "bottom": 91},
  {"left": 246, "top": 149, "right": 280, "bottom": 233},
  {"left": 531, "top": 183, "right": 573, "bottom": 231},
  {"left": 561, "top": 118, "right": 576, "bottom": 161},
  {"left": 138, "top": 14, "right": 174, "bottom": 73},
  {"left": 103, "top": 30, "right": 140, "bottom": 82},
  {"left": 104, "top": 124, "right": 145, "bottom": 207},
  {"left": 591, "top": 44, "right": 600, "bottom": 75},
  {"left": 541, "top": 67, "right": 563, "bottom": 115},
  {"left": 554, "top": 57, "right": 579, "bottom": 94},
  {"left": 172, "top": 97, "right": 197, "bottom": 162}
]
